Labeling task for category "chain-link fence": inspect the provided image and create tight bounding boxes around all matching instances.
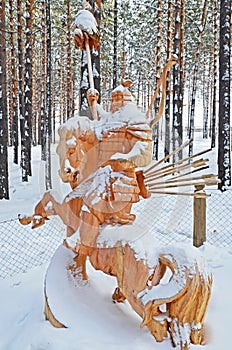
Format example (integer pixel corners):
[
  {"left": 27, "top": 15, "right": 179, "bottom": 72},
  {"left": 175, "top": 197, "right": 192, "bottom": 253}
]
[
  {"left": 0, "top": 216, "right": 65, "bottom": 279},
  {"left": 0, "top": 189, "right": 231, "bottom": 279}
]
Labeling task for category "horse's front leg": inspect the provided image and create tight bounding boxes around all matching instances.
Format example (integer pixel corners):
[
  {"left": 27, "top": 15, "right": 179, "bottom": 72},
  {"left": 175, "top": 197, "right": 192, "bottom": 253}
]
[{"left": 19, "top": 190, "right": 57, "bottom": 228}]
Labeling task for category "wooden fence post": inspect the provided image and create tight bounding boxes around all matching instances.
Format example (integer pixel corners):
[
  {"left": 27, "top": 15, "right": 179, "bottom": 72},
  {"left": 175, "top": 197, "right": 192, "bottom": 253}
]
[{"left": 193, "top": 184, "right": 207, "bottom": 247}]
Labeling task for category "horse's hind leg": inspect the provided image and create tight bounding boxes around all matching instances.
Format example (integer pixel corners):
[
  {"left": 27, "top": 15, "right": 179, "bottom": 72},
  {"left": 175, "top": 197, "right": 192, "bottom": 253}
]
[
  {"left": 112, "top": 287, "right": 126, "bottom": 303},
  {"left": 68, "top": 246, "right": 88, "bottom": 281}
]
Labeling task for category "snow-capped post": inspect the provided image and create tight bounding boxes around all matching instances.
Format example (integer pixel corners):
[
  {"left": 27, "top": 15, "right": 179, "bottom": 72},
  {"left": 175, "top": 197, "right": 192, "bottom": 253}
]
[
  {"left": 74, "top": 8, "right": 100, "bottom": 120},
  {"left": 193, "top": 184, "right": 207, "bottom": 247}
]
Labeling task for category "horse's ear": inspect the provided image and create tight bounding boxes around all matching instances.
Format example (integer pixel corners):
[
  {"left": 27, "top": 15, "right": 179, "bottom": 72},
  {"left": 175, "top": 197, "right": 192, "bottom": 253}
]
[
  {"left": 58, "top": 126, "right": 67, "bottom": 139},
  {"left": 66, "top": 128, "right": 74, "bottom": 140}
]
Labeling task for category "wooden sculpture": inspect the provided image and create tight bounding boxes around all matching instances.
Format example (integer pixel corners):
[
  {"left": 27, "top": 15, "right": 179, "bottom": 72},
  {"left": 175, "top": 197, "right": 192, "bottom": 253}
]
[{"left": 19, "top": 72, "right": 217, "bottom": 349}]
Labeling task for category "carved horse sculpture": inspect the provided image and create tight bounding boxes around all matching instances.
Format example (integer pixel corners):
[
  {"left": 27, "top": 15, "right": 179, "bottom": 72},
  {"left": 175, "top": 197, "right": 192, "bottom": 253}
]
[{"left": 19, "top": 65, "right": 212, "bottom": 349}]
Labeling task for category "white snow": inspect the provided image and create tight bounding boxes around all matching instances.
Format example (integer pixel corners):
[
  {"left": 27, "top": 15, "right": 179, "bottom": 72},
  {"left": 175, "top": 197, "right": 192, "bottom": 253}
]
[
  {"left": 111, "top": 141, "right": 148, "bottom": 161},
  {"left": 75, "top": 9, "right": 98, "bottom": 36},
  {"left": 59, "top": 102, "right": 148, "bottom": 144}
]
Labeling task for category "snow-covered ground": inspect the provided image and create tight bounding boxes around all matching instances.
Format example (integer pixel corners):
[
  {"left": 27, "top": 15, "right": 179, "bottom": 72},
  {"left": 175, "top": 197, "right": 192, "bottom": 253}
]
[
  {"left": 1, "top": 135, "right": 232, "bottom": 350},
  {"left": 1, "top": 241, "right": 232, "bottom": 350}
]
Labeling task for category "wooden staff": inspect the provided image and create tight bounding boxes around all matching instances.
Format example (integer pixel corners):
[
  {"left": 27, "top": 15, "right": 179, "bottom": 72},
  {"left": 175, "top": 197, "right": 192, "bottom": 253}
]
[
  {"left": 149, "top": 190, "right": 211, "bottom": 198},
  {"left": 145, "top": 158, "right": 209, "bottom": 182},
  {"left": 84, "top": 33, "right": 98, "bottom": 120},
  {"left": 74, "top": 9, "right": 100, "bottom": 121},
  {"left": 144, "top": 139, "right": 192, "bottom": 175},
  {"left": 146, "top": 148, "right": 212, "bottom": 178},
  {"left": 148, "top": 178, "right": 220, "bottom": 190},
  {"left": 165, "top": 165, "right": 210, "bottom": 182},
  {"left": 147, "top": 174, "right": 218, "bottom": 187},
  {"left": 85, "top": 33, "right": 95, "bottom": 90},
  {"left": 145, "top": 159, "right": 208, "bottom": 180}
]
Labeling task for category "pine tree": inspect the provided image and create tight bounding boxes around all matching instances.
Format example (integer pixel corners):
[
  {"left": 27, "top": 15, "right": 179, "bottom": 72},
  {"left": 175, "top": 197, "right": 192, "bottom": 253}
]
[
  {"left": 17, "top": 0, "right": 29, "bottom": 181},
  {"left": 59, "top": 36, "right": 65, "bottom": 123},
  {"left": 45, "top": 0, "right": 52, "bottom": 190},
  {"left": 211, "top": 0, "right": 219, "bottom": 148},
  {"left": 113, "top": 0, "right": 118, "bottom": 88},
  {"left": 24, "top": 0, "right": 34, "bottom": 177},
  {"left": 40, "top": 0, "right": 47, "bottom": 159},
  {"left": 152, "top": 0, "right": 163, "bottom": 161},
  {"left": 203, "top": 47, "right": 212, "bottom": 139},
  {"left": 31, "top": 30, "right": 37, "bottom": 146},
  {"left": 172, "top": 0, "right": 184, "bottom": 162},
  {"left": 164, "top": 0, "right": 173, "bottom": 160},
  {"left": 9, "top": 0, "right": 19, "bottom": 165},
  {"left": 91, "top": 0, "right": 101, "bottom": 96},
  {"left": 188, "top": 0, "right": 208, "bottom": 156},
  {"left": 0, "top": 0, "right": 9, "bottom": 199},
  {"left": 66, "top": 0, "right": 73, "bottom": 120},
  {"left": 218, "top": 0, "right": 231, "bottom": 191}
]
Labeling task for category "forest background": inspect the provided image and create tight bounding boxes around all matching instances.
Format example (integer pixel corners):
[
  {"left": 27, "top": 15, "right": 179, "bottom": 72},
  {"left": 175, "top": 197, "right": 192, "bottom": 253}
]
[{"left": 0, "top": 0, "right": 231, "bottom": 200}]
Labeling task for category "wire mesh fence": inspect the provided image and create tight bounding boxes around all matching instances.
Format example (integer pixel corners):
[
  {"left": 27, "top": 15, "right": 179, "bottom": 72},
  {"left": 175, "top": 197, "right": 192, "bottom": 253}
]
[
  {"left": 206, "top": 189, "right": 232, "bottom": 246},
  {"left": 0, "top": 189, "right": 232, "bottom": 279},
  {"left": 0, "top": 216, "right": 65, "bottom": 279}
]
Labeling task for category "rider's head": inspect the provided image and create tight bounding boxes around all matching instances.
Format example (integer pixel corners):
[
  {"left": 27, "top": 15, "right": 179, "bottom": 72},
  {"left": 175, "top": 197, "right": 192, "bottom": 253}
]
[{"left": 110, "top": 79, "right": 133, "bottom": 114}]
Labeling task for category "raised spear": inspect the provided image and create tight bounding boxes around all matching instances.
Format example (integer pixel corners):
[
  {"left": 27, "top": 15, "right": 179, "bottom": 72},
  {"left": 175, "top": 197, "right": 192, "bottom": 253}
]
[{"left": 74, "top": 9, "right": 100, "bottom": 120}]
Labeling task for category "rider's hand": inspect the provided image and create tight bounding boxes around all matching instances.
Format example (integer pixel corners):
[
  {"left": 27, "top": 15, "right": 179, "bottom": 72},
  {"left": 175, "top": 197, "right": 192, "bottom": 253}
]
[{"left": 87, "top": 88, "right": 99, "bottom": 107}]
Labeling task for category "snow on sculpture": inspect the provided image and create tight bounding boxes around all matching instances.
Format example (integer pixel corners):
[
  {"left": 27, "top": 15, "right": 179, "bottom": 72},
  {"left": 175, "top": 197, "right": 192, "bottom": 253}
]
[
  {"left": 18, "top": 6, "right": 219, "bottom": 350},
  {"left": 73, "top": 9, "right": 99, "bottom": 51}
]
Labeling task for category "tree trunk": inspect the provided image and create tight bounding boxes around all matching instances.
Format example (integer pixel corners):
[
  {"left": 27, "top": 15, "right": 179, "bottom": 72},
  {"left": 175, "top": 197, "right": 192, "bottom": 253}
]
[
  {"left": 203, "top": 47, "right": 207, "bottom": 138},
  {"left": 45, "top": 0, "right": 52, "bottom": 190},
  {"left": 203, "top": 46, "right": 209, "bottom": 139},
  {"left": 179, "top": 0, "right": 185, "bottom": 135},
  {"left": 79, "top": 51, "right": 90, "bottom": 117},
  {"left": 121, "top": 4, "right": 126, "bottom": 80},
  {"left": 40, "top": 0, "right": 47, "bottom": 159},
  {"left": 172, "top": 0, "right": 184, "bottom": 162},
  {"left": 218, "top": 0, "right": 231, "bottom": 191},
  {"left": 188, "top": 0, "right": 208, "bottom": 156},
  {"left": 59, "top": 36, "right": 64, "bottom": 124},
  {"left": 164, "top": 0, "right": 173, "bottom": 160},
  {"left": 17, "top": 0, "right": 28, "bottom": 181},
  {"left": 66, "top": 0, "right": 73, "bottom": 120},
  {"left": 136, "top": 68, "right": 141, "bottom": 106},
  {"left": 113, "top": 0, "right": 118, "bottom": 89},
  {"left": 9, "top": 0, "right": 19, "bottom": 164},
  {"left": 91, "top": 0, "right": 101, "bottom": 97},
  {"left": 211, "top": 0, "right": 219, "bottom": 148},
  {"left": 24, "top": 0, "right": 34, "bottom": 177},
  {"left": 153, "top": 0, "right": 162, "bottom": 161},
  {"left": 52, "top": 62, "right": 56, "bottom": 143},
  {"left": 32, "top": 38, "right": 37, "bottom": 146},
  {"left": 0, "top": 0, "right": 9, "bottom": 199}
]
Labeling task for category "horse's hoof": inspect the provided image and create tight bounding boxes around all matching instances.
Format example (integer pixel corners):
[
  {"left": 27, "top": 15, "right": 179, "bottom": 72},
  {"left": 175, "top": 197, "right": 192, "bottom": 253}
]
[{"left": 112, "top": 287, "right": 126, "bottom": 303}]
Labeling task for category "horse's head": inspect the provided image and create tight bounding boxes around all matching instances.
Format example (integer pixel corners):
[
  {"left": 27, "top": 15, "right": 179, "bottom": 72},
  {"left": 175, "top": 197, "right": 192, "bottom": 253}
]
[
  {"left": 57, "top": 108, "right": 153, "bottom": 190},
  {"left": 56, "top": 116, "right": 98, "bottom": 188}
]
